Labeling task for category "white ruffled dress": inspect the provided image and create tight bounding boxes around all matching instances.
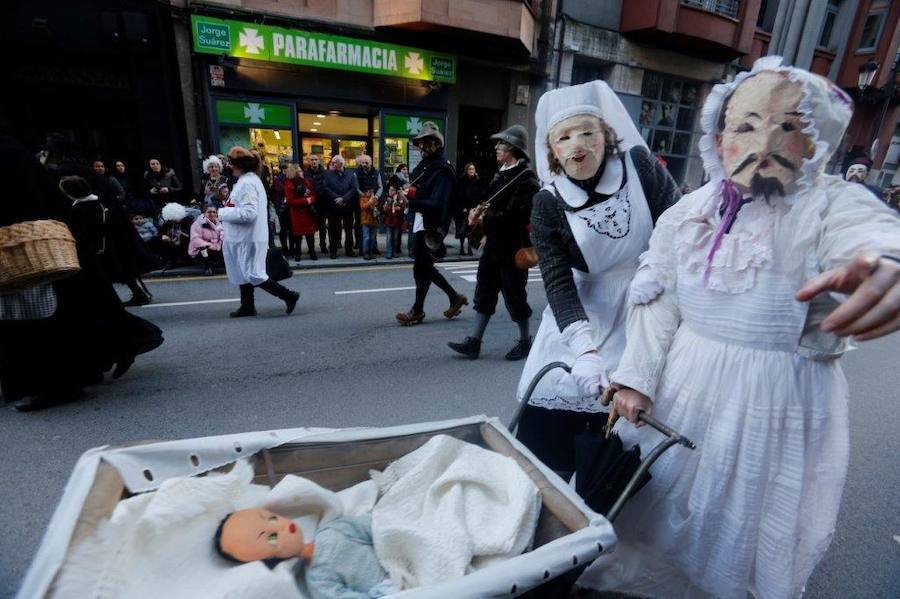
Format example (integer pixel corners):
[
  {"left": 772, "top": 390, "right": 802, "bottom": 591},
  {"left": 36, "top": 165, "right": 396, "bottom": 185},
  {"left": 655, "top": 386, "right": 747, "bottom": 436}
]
[{"left": 581, "top": 178, "right": 900, "bottom": 598}]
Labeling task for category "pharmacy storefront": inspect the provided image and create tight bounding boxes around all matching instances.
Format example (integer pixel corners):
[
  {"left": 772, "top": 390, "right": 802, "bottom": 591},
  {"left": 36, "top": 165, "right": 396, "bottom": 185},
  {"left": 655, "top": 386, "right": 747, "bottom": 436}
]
[{"left": 192, "top": 14, "right": 455, "bottom": 174}]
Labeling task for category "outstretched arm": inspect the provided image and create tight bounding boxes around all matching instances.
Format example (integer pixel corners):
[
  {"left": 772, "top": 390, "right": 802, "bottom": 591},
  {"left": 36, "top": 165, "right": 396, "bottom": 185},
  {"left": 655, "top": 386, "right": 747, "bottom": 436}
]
[{"left": 796, "top": 185, "right": 900, "bottom": 341}]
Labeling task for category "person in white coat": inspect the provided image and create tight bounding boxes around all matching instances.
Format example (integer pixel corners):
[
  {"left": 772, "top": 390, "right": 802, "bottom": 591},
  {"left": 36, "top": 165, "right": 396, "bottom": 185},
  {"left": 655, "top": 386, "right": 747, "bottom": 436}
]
[
  {"left": 585, "top": 58, "right": 900, "bottom": 598},
  {"left": 219, "top": 146, "right": 299, "bottom": 318}
]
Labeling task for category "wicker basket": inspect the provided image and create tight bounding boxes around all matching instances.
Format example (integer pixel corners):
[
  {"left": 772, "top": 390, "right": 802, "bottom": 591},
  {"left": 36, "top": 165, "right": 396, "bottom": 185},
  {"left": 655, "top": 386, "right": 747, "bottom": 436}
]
[{"left": 0, "top": 220, "right": 80, "bottom": 292}]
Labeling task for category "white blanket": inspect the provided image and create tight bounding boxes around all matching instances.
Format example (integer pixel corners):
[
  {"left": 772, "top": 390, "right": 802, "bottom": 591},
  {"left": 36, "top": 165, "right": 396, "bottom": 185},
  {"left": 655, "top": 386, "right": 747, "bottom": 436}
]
[
  {"left": 370, "top": 435, "right": 541, "bottom": 589},
  {"left": 53, "top": 460, "right": 378, "bottom": 599}
]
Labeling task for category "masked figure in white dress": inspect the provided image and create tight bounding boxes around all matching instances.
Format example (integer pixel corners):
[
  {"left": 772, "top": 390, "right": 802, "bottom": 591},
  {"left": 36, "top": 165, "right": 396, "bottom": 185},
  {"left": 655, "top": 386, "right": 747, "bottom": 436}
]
[
  {"left": 514, "top": 81, "right": 681, "bottom": 473},
  {"left": 584, "top": 57, "right": 900, "bottom": 599}
]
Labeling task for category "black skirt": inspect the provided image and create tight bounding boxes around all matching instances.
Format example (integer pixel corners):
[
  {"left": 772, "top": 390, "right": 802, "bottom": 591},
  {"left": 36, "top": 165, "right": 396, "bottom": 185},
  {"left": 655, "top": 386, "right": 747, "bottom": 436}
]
[{"left": 515, "top": 403, "right": 609, "bottom": 475}]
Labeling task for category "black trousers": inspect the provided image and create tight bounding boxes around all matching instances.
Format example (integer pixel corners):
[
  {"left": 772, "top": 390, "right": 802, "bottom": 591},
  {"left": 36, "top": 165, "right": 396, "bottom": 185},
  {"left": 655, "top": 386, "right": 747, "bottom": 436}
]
[
  {"left": 473, "top": 247, "right": 532, "bottom": 322},
  {"left": 316, "top": 206, "right": 330, "bottom": 251},
  {"left": 412, "top": 231, "right": 457, "bottom": 312},
  {"left": 515, "top": 403, "right": 609, "bottom": 475},
  {"left": 239, "top": 279, "right": 294, "bottom": 308},
  {"left": 328, "top": 206, "right": 354, "bottom": 254}
]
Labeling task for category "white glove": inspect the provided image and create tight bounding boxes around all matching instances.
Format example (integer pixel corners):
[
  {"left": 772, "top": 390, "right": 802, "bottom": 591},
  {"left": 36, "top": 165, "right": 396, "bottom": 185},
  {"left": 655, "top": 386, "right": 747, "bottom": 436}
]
[
  {"left": 570, "top": 351, "right": 609, "bottom": 398},
  {"left": 628, "top": 268, "right": 664, "bottom": 305}
]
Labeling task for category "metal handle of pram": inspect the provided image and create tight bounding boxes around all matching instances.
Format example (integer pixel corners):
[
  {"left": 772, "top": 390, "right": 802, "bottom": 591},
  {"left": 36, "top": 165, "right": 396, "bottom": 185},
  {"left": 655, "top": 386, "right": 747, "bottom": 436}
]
[{"left": 507, "top": 361, "right": 695, "bottom": 523}]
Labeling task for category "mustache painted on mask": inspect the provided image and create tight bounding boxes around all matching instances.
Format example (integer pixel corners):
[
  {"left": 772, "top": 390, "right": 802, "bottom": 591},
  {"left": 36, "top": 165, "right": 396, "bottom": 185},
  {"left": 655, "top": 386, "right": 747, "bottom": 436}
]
[
  {"left": 731, "top": 153, "right": 799, "bottom": 177},
  {"left": 749, "top": 173, "right": 785, "bottom": 199}
]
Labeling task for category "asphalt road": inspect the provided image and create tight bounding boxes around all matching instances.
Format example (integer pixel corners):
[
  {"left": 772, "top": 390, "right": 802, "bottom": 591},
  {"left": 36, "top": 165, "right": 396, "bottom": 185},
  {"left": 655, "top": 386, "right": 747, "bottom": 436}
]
[{"left": 1, "top": 263, "right": 898, "bottom": 597}]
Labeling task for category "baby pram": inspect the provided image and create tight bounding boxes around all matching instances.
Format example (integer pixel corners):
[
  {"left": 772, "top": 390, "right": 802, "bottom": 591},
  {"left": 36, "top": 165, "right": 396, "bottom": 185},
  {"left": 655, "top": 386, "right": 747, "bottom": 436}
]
[{"left": 18, "top": 364, "right": 694, "bottom": 598}]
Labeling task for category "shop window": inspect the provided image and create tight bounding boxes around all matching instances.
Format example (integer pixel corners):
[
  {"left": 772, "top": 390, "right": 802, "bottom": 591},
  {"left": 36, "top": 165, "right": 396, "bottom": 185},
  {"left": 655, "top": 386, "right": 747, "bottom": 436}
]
[
  {"left": 249, "top": 128, "right": 294, "bottom": 171},
  {"left": 858, "top": 1, "right": 888, "bottom": 53},
  {"left": 639, "top": 71, "right": 700, "bottom": 183},
  {"left": 302, "top": 136, "right": 333, "bottom": 165},
  {"left": 383, "top": 138, "right": 409, "bottom": 175},
  {"left": 338, "top": 139, "right": 367, "bottom": 168}
]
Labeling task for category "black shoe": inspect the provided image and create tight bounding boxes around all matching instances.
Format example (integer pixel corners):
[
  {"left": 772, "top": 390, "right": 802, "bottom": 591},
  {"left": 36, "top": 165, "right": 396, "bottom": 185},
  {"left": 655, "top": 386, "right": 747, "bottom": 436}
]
[
  {"left": 203, "top": 266, "right": 214, "bottom": 276},
  {"left": 364, "top": 254, "right": 374, "bottom": 260},
  {"left": 505, "top": 337, "right": 532, "bottom": 361},
  {"left": 230, "top": 306, "right": 257, "bottom": 318},
  {"left": 112, "top": 356, "right": 135, "bottom": 379},
  {"left": 330, "top": 251, "right": 338, "bottom": 260},
  {"left": 345, "top": 250, "right": 358, "bottom": 258},
  {"left": 14, "top": 388, "right": 84, "bottom": 412},
  {"left": 285, "top": 290, "right": 300, "bottom": 315},
  {"left": 310, "top": 252, "right": 318, "bottom": 260},
  {"left": 448, "top": 336, "right": 482, "bottom": 359},
  {"left": 123, "top": 292, "right": 151, "bottom": 307}
]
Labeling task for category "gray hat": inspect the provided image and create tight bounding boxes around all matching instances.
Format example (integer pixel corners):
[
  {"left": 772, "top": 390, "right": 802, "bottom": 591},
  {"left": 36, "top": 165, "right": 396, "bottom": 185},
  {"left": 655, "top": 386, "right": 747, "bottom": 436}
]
[
  {"left": 412, "top": 121, "right": 444, "bottom": 146},
  {"left": 490, "top": 124, "right": 530, "bottom": 160}
]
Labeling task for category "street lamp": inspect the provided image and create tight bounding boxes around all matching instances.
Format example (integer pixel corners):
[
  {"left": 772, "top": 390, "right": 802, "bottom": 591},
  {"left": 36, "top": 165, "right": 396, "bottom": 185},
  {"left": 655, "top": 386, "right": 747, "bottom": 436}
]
[{"left": 857, "top": 60, "right": 879, "bottom": 93}]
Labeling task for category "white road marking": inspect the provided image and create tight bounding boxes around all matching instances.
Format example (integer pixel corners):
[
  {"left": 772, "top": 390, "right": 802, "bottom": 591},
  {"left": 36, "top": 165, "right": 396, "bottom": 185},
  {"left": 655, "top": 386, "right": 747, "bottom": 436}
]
[
  {"left": 334, "top": 286, "right": 417, "bottom": 295},
  {"left": 139, "top": 298, "right": 239, "bottom": 308}
]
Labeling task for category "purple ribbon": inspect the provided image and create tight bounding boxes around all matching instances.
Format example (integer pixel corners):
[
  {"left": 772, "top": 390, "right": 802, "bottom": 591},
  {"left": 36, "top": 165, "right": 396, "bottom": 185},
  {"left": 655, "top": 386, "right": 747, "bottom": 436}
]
[{"left": 703, "top": 178, "right": 743, "bottom": 286}]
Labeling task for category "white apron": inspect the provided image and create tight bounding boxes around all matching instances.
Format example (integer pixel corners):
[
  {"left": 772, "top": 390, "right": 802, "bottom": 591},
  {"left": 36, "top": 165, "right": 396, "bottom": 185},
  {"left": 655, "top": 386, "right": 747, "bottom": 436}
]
[{"left": 516, "top": 153, "right": 652, "bottom": 411}]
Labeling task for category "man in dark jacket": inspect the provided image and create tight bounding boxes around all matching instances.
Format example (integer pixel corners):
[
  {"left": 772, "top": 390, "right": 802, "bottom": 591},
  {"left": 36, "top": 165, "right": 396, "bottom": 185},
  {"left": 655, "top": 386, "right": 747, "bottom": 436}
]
[
  {"left": 304, "top": 154, "right": 330, "bottom": 253},
  {"left": 396, "top": 122, "right": 467, "bottom": 325},
  {"left": 448, "top": 125, "right": 539, "bottom": 359},
  {"left": 324, "top": 155, "right": 358, "bottom": 258}
]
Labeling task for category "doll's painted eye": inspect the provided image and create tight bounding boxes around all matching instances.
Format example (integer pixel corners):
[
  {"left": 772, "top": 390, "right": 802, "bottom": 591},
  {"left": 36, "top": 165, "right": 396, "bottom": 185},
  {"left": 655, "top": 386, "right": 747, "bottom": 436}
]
[
  {"left": 268, "top": 516, "right": 278, "bottom": 523},
  {"left": 267, "top": 533, "right": 278, "bottom": 546},
  {"left": 736, "top": 123, "right": 755, "bottom": 133},
  {"left": 781, "top": 122, "right": 797, "bottom": 132}
]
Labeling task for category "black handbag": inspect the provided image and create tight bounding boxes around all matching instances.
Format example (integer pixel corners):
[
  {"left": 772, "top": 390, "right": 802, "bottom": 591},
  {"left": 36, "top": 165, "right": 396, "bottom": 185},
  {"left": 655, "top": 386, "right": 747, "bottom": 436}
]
[{"left": 265, "top": 247, "right": 293, "bottom": 281}]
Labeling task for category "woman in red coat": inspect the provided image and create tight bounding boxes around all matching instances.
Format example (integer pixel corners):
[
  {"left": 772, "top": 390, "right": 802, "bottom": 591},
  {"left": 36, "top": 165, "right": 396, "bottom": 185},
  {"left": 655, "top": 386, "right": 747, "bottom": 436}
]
[{"left": 284, "top": 163, "right": 318, "bottom": 260}]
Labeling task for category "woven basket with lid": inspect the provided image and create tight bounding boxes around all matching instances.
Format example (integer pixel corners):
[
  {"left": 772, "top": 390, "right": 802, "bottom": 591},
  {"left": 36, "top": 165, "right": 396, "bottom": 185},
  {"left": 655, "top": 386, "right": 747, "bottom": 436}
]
[{"left": 0, "top": 220, "right": 80, "bottom": 292}]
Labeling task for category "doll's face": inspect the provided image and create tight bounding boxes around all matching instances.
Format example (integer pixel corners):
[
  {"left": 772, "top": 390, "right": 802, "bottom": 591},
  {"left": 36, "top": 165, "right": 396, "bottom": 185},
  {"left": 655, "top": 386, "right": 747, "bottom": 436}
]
[
  {"left": 718, "top": 72, "right": 813, "bottom": 195},
  {"left": 548, "top": 115, "right": 606, "bottom": 180},
  {"left": 219, "top": 508, "right": 305, "bottom": 563}
]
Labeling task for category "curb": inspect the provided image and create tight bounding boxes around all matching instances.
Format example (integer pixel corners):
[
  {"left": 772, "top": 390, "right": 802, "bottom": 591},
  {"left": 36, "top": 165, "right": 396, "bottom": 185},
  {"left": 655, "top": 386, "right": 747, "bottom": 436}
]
[{"left": 143, "top": 253, "right": 479, "bottom": 279}]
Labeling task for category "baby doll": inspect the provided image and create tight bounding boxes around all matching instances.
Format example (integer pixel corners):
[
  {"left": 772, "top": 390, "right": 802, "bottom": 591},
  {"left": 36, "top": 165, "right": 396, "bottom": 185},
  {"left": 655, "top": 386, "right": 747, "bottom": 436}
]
[{"left": 215, "top": 508, "right": 393, "bottom": 599}]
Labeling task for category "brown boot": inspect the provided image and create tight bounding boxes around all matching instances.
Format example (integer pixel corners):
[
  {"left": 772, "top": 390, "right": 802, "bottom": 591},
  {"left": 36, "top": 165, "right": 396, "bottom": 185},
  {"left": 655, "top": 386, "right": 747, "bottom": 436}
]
[
  {"left": 443, "top": 294, "right": 468, "bottom": 319},
  {"left": 396, "top": 309, "right": 425, "bottom": 326}
]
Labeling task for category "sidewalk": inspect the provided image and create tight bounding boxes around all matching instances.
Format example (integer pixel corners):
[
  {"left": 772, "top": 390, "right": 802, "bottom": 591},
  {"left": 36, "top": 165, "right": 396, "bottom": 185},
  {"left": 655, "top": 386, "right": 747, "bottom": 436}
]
[{"left": 144, "top": 242, "right": 479, "bottom": 279}]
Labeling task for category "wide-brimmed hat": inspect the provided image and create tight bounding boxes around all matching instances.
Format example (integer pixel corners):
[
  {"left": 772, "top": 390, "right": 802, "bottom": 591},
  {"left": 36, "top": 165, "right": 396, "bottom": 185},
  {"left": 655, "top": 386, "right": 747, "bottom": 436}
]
[
  {"left": 412, "top": 121, "right": 444, "bottom": 146},
  {"left": 491, "top": 124, "right": 530, "bottom": 160}
]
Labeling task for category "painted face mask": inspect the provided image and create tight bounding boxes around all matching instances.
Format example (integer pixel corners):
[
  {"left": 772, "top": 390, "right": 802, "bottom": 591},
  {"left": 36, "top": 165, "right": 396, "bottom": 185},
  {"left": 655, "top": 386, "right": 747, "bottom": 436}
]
[
  {"left": 549, "top": 115, "right": 607, "bottom": 181},
  {"left": 845, "top": 164, "right": 868, "bottom": 183},
  {"left": 719, "top": 71, "right": 814, "bottom": 196}
]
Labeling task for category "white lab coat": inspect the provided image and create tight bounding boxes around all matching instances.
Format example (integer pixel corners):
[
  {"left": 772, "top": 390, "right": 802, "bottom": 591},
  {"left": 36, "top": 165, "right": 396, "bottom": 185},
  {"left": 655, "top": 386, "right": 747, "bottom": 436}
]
[{"left": 218, "top": 172, "right": 268, "bottom": 286}]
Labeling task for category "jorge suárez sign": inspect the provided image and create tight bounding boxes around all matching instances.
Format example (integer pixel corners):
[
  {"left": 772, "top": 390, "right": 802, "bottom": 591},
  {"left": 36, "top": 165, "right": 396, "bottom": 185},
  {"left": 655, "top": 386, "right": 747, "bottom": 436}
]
[{"left": 191, "top": 15, "right": 456, "bottom": 83}]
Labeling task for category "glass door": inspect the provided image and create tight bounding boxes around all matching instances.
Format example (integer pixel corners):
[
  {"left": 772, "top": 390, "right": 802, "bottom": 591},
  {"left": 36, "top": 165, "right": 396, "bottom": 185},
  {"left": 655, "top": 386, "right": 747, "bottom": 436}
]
[{"left": 298, "top": 112, "right": 370, "bottom": 168}]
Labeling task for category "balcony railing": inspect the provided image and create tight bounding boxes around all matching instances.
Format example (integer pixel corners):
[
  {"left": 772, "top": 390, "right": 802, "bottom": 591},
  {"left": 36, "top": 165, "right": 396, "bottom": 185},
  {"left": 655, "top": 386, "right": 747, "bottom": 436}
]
[{"left": 681, "top": 0, "right": 740, "bottom": 19}]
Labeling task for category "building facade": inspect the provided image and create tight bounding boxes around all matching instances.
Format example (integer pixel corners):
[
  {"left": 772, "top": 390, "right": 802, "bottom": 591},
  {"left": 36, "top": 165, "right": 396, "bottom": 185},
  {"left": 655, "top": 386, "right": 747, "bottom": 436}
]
[
  {"left": 168, "top": 0, "right": 543, "bottom": 186},
  {"left": 746, "top": 0, "right": 900, "bottom": 186},
  {"left": 3, "top": 0, "right": 192, "bottom": 189}
]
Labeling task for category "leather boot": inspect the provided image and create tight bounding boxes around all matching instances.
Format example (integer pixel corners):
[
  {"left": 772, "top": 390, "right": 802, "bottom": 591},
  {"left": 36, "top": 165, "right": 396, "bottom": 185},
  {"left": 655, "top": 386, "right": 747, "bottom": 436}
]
[
  {"left": 395, "top": 309, "right": 425, "bottom": 326},
  {"left": 230, "top": 284, "right": 257, "bottom": 317},
  {"left": 448, "top": 336, "right": 481, "bottom": 359},
  {"left": 259, "top": 279, "right": 301, "bottom": 314},
  {"left": 443, "top": 294, "right": 468, "bottom": 319}
]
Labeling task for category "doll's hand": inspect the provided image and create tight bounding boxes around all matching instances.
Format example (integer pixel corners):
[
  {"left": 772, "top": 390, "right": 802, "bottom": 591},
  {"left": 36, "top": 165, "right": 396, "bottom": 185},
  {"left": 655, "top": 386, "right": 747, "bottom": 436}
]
[
  {"left": 796, "top": 252, "right": 900, "bottom": 341},
  {"left": 628, "top": 269, "right": 663, "bottom": 305}
]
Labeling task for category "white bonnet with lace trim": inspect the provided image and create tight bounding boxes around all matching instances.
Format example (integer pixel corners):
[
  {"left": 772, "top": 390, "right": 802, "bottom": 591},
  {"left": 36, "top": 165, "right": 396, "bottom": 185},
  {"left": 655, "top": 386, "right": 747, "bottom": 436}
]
[{"left": 698, "top": 55, "right": 853, "bottom": 194}]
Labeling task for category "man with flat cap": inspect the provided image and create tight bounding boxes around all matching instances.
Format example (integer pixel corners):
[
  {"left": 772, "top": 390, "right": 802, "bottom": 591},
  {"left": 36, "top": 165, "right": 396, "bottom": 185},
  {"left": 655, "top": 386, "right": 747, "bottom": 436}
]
[
  {"left": 396, "top": 121, "right": 468, "bottom": 326},
  {"left": 448, "top": 124, "right": 539, "bottom": 359}
]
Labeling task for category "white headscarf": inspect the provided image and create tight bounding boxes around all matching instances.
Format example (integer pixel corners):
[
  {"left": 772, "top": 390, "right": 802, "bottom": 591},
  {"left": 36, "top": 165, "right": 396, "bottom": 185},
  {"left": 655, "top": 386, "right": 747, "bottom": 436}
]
[{"left": 534, "top": 80, "right": 647, "bottom": 207}]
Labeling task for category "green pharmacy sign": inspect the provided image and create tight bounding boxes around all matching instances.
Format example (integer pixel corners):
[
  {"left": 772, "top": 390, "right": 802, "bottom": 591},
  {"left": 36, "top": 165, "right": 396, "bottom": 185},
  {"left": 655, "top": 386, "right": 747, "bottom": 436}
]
[
  {"left": 382, "top": 114, "right": 444, "bottom": 137},
  {"left": 191, "top": 15, "right": 457, "bottom": 84},
  {"left": 216, "top": 100, "right": 292, "bottom": 127}
]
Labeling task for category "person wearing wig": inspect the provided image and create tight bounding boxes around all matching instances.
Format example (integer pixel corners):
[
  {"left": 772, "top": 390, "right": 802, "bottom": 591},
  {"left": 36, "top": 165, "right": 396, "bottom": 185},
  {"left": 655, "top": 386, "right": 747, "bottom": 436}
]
[
  {"left": 219, "top": 146, "right": 300, "bottom": 318},
  {"left": 586, "top": 58, "right": 900, "bottom": 598},
  {"left": 514, "top": 81, "right": 680, "bottom": 473}
]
